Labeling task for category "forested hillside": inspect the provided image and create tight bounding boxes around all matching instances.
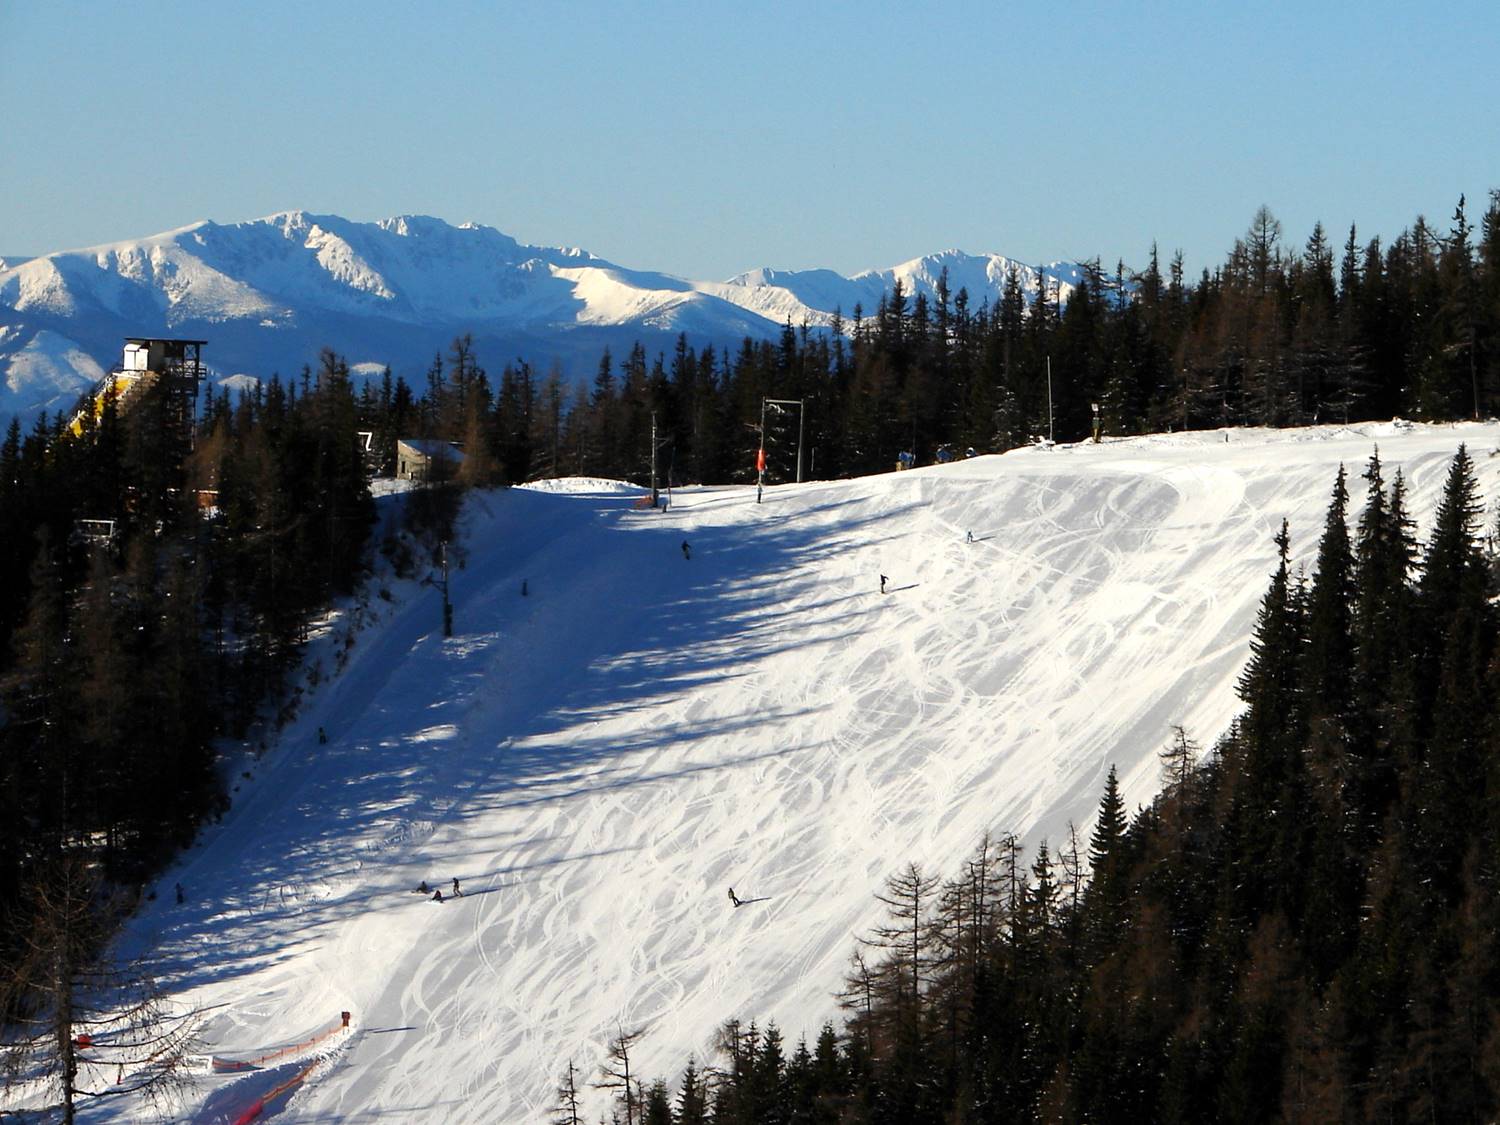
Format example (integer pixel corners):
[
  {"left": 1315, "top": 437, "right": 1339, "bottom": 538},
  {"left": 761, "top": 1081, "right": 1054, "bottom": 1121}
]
[
  {"left": 0, "top": 350, "right": 373, "bottom": 976},
  {"left": 333, "top": 197, "right": 1500, "bottom": 493}
]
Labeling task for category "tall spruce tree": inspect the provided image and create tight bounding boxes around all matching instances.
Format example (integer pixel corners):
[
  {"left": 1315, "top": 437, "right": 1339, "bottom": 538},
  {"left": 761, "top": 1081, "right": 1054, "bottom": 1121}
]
[
  {"left": 1228, "top": 521, "right": 1310, "bottom": 923},
  {"left": 1408, "top": 447, "right": 1495, "bottom": 902},
  {"left": 1084, "top": 765, "right": 1129, "bottom": 961}
]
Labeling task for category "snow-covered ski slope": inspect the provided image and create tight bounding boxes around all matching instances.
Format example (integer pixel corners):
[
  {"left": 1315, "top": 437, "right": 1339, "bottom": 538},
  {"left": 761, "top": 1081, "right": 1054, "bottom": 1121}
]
[{"left": 118, "top": 422, "right": 1500, "bottom": 1123}]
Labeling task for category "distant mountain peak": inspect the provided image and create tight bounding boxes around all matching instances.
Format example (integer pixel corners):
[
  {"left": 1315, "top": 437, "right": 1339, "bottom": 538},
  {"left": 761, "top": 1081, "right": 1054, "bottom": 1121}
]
[
  {"left": 0, "top": 210, "right": 1119, "bottom": 428},
  {"left": 376, "top": 213, "right": 469, "bottom": 238}
]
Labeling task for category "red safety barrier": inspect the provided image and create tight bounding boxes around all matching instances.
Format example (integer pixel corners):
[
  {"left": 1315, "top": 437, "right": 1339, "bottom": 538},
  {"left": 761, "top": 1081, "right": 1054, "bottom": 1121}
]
[
  {"left": 231, "top": 1057, "right": 321, "bottom": 1124},
  {"left": 209, "top": 1012, "right": 350, "bottom": 1074},
  {"left": 230, "top": 1057, "right": 321, "bottom": 1125},
  {"left": 219, "top": 1013, "right": 349, "bottom": 1125}
]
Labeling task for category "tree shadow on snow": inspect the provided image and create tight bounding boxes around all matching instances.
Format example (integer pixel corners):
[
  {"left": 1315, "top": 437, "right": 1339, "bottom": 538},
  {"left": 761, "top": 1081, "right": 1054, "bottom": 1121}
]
[{"left": 131, "top": 487, "right": 928, "bottom": 1002}]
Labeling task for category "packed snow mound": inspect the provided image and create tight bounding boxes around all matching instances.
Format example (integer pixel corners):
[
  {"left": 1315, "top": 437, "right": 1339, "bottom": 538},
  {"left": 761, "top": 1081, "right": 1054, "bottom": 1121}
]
[
  {"left": 100, "top": 420, "right": 1500, "bottom": 1125},
  {"left": 517, "top": 477, "right": 646, "bottom": 495}
]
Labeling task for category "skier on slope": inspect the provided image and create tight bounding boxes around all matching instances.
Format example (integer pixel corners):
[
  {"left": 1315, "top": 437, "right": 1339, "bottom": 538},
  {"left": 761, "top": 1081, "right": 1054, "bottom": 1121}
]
[
  {"left": 880, "top": 574, "right": 888, "bottom": 594},
  {"left": 432, "top": 889, "right": 445, "bottom": 903},
  {"left": 728, "top": 887, "right": 742, "bottom": 908},
  {"left": 452, "top": 877, "right": 462, "bottom": 898},
  {"left": 681, "top": 540, "right": 692, "bottom": 560}
]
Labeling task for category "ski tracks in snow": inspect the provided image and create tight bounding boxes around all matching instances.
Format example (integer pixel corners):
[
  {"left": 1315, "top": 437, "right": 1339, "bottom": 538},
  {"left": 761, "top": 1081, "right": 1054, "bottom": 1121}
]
[{"left": 120, "top": 424, "right": 1500, "bottom": 1125}]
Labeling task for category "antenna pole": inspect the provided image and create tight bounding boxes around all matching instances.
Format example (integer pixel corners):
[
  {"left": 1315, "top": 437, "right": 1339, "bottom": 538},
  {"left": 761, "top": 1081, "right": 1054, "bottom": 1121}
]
[{"left": 1047, "top": 356, "right": 1054, "bottom": 444}]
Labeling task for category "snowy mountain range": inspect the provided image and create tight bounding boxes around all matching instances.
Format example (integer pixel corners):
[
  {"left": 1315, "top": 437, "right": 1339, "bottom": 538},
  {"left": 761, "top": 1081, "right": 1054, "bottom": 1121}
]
[{"left": 0, "top": 211, "right": 1096, "bottom": 428}]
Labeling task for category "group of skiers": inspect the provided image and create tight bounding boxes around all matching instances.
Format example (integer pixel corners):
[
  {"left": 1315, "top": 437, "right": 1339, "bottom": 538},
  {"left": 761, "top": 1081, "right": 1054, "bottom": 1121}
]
[{"left": 417, "top": 878, "right": 463, "bottom": 903}]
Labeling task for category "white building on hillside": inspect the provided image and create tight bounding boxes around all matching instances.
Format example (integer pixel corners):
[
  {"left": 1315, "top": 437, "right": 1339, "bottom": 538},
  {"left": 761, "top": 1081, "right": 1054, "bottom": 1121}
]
[{"left": 395, "top": 439, "right": 465, "bottom": 482}]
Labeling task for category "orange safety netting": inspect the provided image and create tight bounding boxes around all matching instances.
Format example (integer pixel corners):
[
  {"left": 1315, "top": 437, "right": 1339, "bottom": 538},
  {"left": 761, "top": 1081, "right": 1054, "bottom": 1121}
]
[
  {"left": 230, "top": 1058, "right": 321, "bottom": 1125},
  {"left": 210, "top": 1012, "right": 349, "bottom": 1074},
  {"left": 219, "top": 1013, "right": 350, "bottom": 1125}
]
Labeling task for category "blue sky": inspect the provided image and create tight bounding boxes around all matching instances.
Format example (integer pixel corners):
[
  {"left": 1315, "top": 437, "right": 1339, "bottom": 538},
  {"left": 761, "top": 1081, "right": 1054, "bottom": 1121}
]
[{"left": 3, "top": 1, "right": 1497, "bottom": 280}]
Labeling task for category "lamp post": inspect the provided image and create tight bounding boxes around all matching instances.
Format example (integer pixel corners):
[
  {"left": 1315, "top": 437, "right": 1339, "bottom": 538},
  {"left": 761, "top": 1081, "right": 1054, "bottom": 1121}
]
[
  {"left": 438, "top": 540, "right": 452, "bottom": 637},
  {"left": 651, "top": 411, "right": 659, "bottom": 508},
  {"left": 649, "top": 410, "right": 672, "bottom": 509},
  {"left": 1046, "top": 357, "right": 1055, "bottom": 444}
]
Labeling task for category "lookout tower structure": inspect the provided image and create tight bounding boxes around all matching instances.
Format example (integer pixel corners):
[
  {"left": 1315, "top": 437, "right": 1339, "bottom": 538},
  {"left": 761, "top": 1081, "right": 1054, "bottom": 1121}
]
[{"left": 70, "top": 337, "right": 207, "bottom": 442}]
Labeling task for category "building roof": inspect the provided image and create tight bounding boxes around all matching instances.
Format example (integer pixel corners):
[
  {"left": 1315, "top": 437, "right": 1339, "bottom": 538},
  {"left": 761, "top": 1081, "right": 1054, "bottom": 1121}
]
[{"left": 397, "top": 438, "right": 466, "bottom": 462}]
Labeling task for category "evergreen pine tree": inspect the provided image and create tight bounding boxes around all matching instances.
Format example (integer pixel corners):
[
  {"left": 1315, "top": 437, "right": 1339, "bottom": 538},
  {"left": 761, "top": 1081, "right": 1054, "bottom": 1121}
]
[
  {"left": 1408, "top": 447, "right": 1495, "bottom": 901},
  {"left": 675, "top": 1055, "right": 709, "bottom": 1125},
  {"left": 642, "top": 1079, "right": 673, "bottom": 1125},
  {"left": 1228, "top": 521, "right": 1311, "bottom": 922},
  {"left": 1304, "top": 465, "right": 1356, "bottom": 735},
  {"left": 1084, "top": 765, "right": 1129, "bottom": 959}
]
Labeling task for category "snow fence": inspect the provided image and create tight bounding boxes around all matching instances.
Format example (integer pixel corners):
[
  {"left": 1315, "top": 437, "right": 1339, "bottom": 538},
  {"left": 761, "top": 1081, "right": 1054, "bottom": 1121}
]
[{"left": 209, "top": 1012, "right": 350, "bottom": 1124}]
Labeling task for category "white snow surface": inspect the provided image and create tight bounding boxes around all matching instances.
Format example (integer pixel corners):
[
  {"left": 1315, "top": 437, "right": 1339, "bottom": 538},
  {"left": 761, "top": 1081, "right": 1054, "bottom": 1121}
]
[{"left": 73, "top": 421, "right": 1500, "bottom": 1124}]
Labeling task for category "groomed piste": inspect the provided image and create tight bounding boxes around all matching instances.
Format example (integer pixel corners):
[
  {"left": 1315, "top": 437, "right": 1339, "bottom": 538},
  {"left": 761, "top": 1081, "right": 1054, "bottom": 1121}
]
[{"left": 100, "top": 421, "right": 1500, "bottom": 1123}]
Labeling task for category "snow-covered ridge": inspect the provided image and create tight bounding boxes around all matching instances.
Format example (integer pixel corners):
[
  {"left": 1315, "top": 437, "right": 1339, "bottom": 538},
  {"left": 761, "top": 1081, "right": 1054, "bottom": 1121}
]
[
  {"left": 2, "top": 212, "right": 1087, "bottom": 327},
  {"left": 722, "top": 248, "right": 1091, "bottom": 320},
  {"left": 0, "top": 329, "right": 105, "bottom": 420},
  {"left": 0, "top": 212, "right": 1105, "bottom": 428}
]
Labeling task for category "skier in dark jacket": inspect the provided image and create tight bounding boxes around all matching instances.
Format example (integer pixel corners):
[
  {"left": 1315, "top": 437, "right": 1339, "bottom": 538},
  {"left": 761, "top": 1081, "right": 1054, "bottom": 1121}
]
[
  {"left": 452, "top": 878, "right": 462, "bottom": 898},
  {"left": 681, "top": 540, "right": 692, "bottom": 560},
  {"left": 728, "top": 887, "right": 741, "bottom": 907},
  {"left": 432, "top": 889, "right": 444, "bottom": 903}
]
